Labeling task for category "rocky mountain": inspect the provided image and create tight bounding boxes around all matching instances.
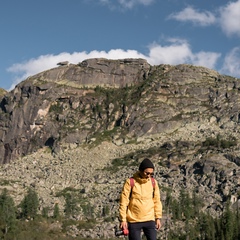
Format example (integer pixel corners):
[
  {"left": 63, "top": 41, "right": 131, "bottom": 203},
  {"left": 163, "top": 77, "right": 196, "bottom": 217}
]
[{"left": 0, "top": 58, "right": 240, "bottom": 238}]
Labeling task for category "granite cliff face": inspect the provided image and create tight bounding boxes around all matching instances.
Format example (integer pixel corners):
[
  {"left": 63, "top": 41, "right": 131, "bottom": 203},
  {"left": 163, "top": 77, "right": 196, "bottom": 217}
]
[
  {"left": 0, "top": 58, "right": 239, "bottom": 164},
  {"left": 0, "top": 58, "right": 151, "bottom": 164},
  {"left": 0, "top": 58, "right": 240, "bottom": 238}
]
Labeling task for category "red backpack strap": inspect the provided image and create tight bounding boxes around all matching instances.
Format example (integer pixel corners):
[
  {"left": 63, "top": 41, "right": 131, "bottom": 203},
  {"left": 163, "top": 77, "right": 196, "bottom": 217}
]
[
  {"left": 129, "top": 177, "right": 134, "bottom": 199},
  {"left": 151, "top": 177, "right": 155, "bottom": 188},
  {"left": 151, "top": 177, "right": 155, "bottom": 198},
  {"left": 130, "top": 177, "right": 135, "bottom": 188}
]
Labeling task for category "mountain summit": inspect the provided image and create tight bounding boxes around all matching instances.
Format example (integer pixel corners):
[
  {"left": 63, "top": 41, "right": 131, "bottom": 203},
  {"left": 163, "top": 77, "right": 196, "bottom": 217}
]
[{"left": 0, "top": 58, "right": 239, "bottom": 164}]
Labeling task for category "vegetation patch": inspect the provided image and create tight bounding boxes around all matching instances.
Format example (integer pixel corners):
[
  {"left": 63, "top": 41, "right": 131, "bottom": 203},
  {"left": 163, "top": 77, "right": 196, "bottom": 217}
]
[
  {"left": 0, "top": 179, "right": 16, "bottom": 186},
  {"left": 49, "top": 102, "right": 63, "bottom": 114},
  {"left": 202, "top": 134, "right": 237, "bottom": 149}
]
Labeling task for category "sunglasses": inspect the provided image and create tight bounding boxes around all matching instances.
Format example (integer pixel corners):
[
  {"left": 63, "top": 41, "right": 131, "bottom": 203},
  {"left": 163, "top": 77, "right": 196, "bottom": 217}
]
[{"left": 144, "top": 172, "right": 154, "bottom": 176}]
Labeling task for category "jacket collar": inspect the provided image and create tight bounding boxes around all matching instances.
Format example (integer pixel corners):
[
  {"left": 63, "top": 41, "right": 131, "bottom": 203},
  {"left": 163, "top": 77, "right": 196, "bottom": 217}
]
[{"left": 133, "top": 171, "right": 148, "bottom": 184}]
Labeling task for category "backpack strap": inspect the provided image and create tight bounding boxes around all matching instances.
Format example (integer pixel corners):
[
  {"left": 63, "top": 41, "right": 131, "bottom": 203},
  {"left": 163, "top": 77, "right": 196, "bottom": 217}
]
[
  {"left": 130, "top": 177, "right": 135, "bottom": 188},
  {"left": 129, "top": 177, "right": 134, "bottom": 199},
  {"left": 151, "top": 177, "right": 155, "bottom": 198},
  {"left": 151, "top": 177, "right": 155, "bottom": 188}
]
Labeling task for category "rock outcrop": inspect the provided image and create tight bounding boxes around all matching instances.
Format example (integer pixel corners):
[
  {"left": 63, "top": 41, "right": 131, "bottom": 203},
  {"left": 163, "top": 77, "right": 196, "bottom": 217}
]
[
  {"left": 0, "top": 58, "right": 239, "bottom": 165},
  {"left": 0, "top": 58, "right": 151, "bottom": 164}
]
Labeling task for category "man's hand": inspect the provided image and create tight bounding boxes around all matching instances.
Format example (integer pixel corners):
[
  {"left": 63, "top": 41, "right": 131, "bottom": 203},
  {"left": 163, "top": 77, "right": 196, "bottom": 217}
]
[
  {"left": 155, "top": 219, "right": 161, "bottom": 230},
  {"left": 120, "top": 221, "right": 128, "bottom": 230}
]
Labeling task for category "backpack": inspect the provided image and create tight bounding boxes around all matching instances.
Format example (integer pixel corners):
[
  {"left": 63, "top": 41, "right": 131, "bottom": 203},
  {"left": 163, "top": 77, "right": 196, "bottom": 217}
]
[{"left": 129, "top": 177, "right": 155, "bottom": 199}]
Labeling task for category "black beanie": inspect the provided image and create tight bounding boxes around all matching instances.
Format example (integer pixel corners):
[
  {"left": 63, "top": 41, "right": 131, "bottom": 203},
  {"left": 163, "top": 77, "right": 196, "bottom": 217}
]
[{"left": 139, "top": 158, "right": 154, "bottom": 171}]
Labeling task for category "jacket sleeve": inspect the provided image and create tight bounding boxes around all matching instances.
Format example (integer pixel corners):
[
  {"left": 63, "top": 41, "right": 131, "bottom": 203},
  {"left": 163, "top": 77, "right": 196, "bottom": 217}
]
[
  {"left": 153, "top": 180, "right": 162, "bottom": 219},
  {"left": 119, "top": 179, "right": 131, "bottom": 222}
]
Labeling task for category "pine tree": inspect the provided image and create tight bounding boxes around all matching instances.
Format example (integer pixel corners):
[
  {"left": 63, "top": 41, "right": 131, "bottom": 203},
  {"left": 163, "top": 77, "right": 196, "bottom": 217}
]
[
  {"left": 198, "top": 212, "right": 215, "bottom": 240},
  {"left": 53, "top": 203, "right": 60, "bottom": 219},
  {"left": 179, "top": 190, "right": 193, "bottom": 220},
  {"left": 0, "top": 188, "right": 16, "bottom": 235},
  {"left": 165, "top": 189, "right": 172, "bottom": 240},
  {"left": 221, "top": 201, "right": 236, "bottom": 240},
  {"left": 171, "top": 199, "right": 181, "bottom": 221},
  {"left": 20, "top": 188, "right": 39, "bottom": 219},
  {"left": 192, "top": 191, "right": 203, "bottom": 216},
  {"left": 236, "top": 206, "right": 240, "bottom": 239},
  {"left": 42, "top": 207, "right": 49, "bottom": 218},
  {"left": 64, "top": 193, "right": 79, "bottom": 217}
]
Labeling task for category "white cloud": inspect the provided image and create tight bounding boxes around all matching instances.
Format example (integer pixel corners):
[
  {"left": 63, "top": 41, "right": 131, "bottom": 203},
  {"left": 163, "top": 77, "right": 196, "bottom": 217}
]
[
  {"left": 218, "top": 0, "right": 240, "bottom": 37},
  {"left": 221, "top": 47, "right": 240, "bottom": 77},
  {"left": 7, "top": 40, "right": 222, "bottom": 90},
  {"left": 147, "top": 39, "right": 193, "bottom": 64},
  {"left": 168, "top": 1, "right": 240, "bottom": 38},
  {"left": 168, "top": 6, "right": 216, "bottom": 26},
  {"left": 119, "top": 0, "right": 154, "bottom": 8},
  {"left": 192, "top": 51, "right": 221, "bottom": 69},
  {"left": 99, "top": 0, "right": 154, "bottom": 9},
  {"left": 147, "top": 38, "right": 220, "bottom": 69}
]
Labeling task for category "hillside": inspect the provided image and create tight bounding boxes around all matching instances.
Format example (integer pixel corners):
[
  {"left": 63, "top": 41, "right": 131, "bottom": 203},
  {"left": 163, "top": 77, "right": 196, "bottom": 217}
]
[{"left": 0, "top": 58, "right": 240, "bottom": 238}]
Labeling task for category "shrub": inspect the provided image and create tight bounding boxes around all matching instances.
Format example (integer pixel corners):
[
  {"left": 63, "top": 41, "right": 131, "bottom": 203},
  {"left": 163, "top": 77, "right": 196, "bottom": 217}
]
[{"left": 203, "top": 134, "right": 237, "bottom": 149}]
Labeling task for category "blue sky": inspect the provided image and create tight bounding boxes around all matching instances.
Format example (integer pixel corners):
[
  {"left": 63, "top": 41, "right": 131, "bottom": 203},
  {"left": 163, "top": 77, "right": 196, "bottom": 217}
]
[{"left": 0, "top": 0, "right": 240, "bottom": 91}]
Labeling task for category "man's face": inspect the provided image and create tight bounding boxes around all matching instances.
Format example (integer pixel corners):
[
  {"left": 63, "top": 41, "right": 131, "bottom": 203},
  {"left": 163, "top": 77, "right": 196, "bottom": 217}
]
[{"left": 140, "top": 168, "right": 154, "bottom": 179}]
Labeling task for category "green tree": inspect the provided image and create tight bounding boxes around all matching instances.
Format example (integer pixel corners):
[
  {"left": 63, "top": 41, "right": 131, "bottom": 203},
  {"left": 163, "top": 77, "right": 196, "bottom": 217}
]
[
  {"left": 221, "top": 202, "right": 236, "bottom": 240},
  {"left": 236, "top": 206, "right": 240, "bottom": 239},
  {"left": 171, "top": 198, "right": 182, "bottom": 221},
  {"left": 64, "top": 193, "right": 79, "bottom": 217},
  {"left": 198, "top": 212, "right": 215, "bottom": 240},
  {"left": 102, "top": 205, "right": 110, "bottom": 217},
  {"left": 20, "top": 188, "right": 39, "bottom": 219},
  {"left": 0, "top": 188, "right": 16, "bottom": 235},
  {"left": 192, "top": 191, "right": 203, "bottom": 216},
  {"left": 41, "top": 207, "right": 49, "bottom": 218},
  {"left": 53, "top": 203, "right": 60, "bottom": 219},
  {"left": 179, "top": 190, "right": 193, "bottom": 220}
]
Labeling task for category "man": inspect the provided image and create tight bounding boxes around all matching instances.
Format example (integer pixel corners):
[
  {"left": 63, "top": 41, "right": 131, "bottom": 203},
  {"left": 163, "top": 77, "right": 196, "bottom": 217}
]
[{"left": 119, "top": 158, "right": 162, "bottom": 240}]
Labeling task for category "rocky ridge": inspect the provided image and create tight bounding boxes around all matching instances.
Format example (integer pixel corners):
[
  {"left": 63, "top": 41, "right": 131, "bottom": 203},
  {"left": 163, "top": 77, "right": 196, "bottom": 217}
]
[
  {"left": 0, "top": 58, "right": 240, "bottom": 238},
  {"left": 1, "top": 137, "right": 240, "bottom": 238}
]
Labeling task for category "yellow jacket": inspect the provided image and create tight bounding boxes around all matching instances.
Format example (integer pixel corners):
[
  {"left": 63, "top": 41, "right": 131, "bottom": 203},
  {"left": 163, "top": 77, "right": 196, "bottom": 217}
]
[{"left": 119, "top": 171, "right": 162, "bottom": 223}]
